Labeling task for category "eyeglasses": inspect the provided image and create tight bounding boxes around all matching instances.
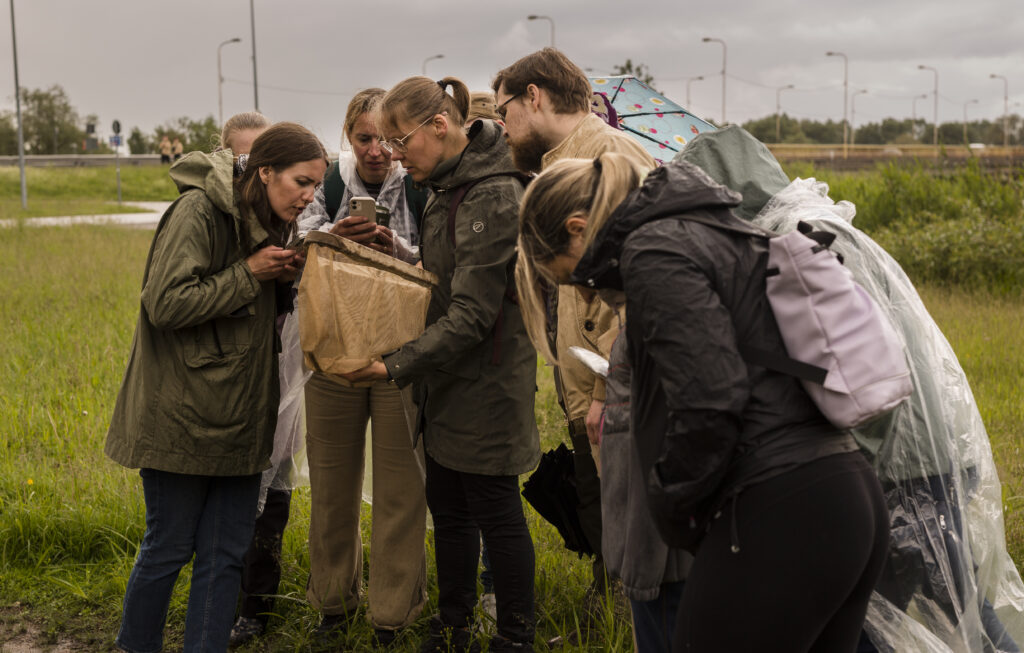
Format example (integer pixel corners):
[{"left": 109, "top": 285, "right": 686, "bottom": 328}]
[
  {"left": 380, "top": 111, "right": 447, "bottom": 155},
  {"left": 496, "top": 93, "right": 522, "bottom": 120}
]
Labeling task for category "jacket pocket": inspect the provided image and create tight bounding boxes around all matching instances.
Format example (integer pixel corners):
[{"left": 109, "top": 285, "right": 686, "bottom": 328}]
[
  {"left": 179, "top": 349, "right": 254, "bottom": 434},
  {"left": 186, "top": 311, "right": 254, "bottom": 364}
]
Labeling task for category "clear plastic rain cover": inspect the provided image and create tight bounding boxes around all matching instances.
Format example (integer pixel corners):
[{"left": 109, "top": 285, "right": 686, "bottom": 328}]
[{"left": 754, "top": 178, "right": 1024, "bottom": 653}]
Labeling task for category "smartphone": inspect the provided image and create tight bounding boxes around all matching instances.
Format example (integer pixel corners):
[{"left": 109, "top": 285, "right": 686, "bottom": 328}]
[
  {"left": 374, "top": 205, "right": 391, "bottom": 231},
  {"left": 285, "top": 234, "right": 305, "bottom": 251},
  {"left": 349, "top": 196, "right": 377, "bottom": 224}
]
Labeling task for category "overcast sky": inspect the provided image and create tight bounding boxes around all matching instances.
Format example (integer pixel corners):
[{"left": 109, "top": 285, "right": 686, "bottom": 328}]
[{"left": 1, "top": 0, "right": 1020, "bottom": 152}]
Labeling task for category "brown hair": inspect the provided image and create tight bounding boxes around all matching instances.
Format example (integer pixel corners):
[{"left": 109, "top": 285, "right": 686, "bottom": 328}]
[
  {"left": 492, "top": 48, "right": 591, "bottom": 115},
  {"left": 343, "top": 87, "right": 386, "bottom": 142},
  {"left": 235, "top": 122, "right": 329, "bottom": 247},
  {"left": 219, "top": 111, "right": 270, "bottom": 152},
  {"left": 516, "top": 153, "right": 644, "bottom": 361},
  {"left": 466, "top": 91, "right": 500, "bottom": 123},
  {"left": 380, "top": 76, "right": 471, "bottom": 133}
]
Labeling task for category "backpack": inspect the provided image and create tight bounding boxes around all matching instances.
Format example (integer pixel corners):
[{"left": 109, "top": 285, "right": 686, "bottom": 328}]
[
  {"left": 682, "top": 213, "right": 912, "bottom": 429},
  {"left": 322, "top": 160, "right": 429, "bottom": 228}
]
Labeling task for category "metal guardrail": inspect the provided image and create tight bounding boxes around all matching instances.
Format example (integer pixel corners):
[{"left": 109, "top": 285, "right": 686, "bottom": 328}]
[{"left": 0, "top": 154, "right": 164, "bottom": 167}]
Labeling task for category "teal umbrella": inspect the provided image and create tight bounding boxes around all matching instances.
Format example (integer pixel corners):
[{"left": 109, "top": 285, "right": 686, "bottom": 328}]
[{"left": 589, "top": 75, "right": 717, "bottom": 163}]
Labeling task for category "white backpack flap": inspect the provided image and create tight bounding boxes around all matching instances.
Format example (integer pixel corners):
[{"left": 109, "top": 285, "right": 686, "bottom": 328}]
[{"left": 764, "top": 223, "right": 912, "bottom": 428}]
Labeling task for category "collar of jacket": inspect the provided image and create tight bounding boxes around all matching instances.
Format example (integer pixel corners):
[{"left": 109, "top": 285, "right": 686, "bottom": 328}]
[
  {"left": 427, "top": 119, "right": 519, "bottom": 192},
  {"left": 569, "top": 158, "right": 743, "bottom": 291}
]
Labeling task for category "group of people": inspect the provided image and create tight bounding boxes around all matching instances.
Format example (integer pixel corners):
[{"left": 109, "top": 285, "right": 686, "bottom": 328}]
[
  {"left": 105, "top": 47, "right": 1023, "bottom": 653},
  {"left": 158, "top": 134, "right": 184, "bottom": 164}
]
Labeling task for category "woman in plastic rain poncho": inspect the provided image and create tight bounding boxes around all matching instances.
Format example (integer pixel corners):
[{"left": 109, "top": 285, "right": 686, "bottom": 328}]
[{"left": 676, "top": 125, "right": 1024, "bottom": 653}]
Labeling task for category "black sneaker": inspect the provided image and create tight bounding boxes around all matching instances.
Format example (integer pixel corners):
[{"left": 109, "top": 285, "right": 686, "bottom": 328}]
[
  {"left": 312, "top": 613, "right": 349, "bottom": 652},
  {"left": 228, "top": 616, "right": 265, "bottom": 648},
  {"left": 417, "top": 615, "right": 480, "bottom": 653}
]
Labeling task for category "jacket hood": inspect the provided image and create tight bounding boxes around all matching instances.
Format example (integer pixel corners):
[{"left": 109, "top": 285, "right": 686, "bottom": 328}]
[
  {"left": 571, "top": 158, "right": 743, "bottom": 290},
  {"left": 428, "top": 119, "right": 522, "bottom": 190},
  {"left": 169, "top": 149, "right": 268, "bottom": 249},
  {"left": 170, "top": 149, "right": 239, "bottom": 217},
  {"left": 674, "top": 125, "right": 789, "bottom": 222}
]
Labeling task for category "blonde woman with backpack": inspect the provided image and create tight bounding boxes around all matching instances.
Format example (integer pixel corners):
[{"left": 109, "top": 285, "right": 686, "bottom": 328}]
[{"left": 516, "top": 152, "right": 889, "bottom": 653}]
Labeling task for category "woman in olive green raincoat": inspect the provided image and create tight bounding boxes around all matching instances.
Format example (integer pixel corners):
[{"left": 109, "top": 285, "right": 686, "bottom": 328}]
[{"left": 105, "top": 123, "right": 328, "bottom": 653}]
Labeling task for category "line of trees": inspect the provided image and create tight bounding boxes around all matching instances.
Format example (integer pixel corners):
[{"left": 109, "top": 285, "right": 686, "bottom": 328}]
[
  {"left": 0, "top": 85, "right": 220, "bottom": 156},
  {"left": 741, "top": 114, "right": 1024, "bottom": 146}
]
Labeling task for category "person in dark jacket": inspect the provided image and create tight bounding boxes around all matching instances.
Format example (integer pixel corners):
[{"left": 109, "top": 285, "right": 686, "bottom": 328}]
[
  {"left": 515, "top": 153, "right": 890, "bottom": 652},
  {"left": 342, "top": 76, "right": 540, "bottom": 653},
  {"left": 106, "top": 122, "right": 328, "bottom": 653}
]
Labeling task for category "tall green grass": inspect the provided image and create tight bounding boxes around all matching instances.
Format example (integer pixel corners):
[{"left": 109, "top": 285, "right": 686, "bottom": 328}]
[
  {"left": 782, "top": 160, "right": 1024, "bottom": 293},
  {"left": 1, "top": 225, "right": 1021, "bottom": 651}
]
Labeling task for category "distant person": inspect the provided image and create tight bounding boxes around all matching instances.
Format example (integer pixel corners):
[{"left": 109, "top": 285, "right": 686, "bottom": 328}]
[
  {"left": 172, "top": 137, "right": 184, "bottom": 161},
  {"left": 492, "top": 47, "right": 655, "bottom": 638},
  {"left": 105, "top": 122, "right": 328, "bottom": 653},
  {"left": 158, "top": 135, "right": 171, "bottom": 164},
  {"left": 516, "top": 152, "right": 890, "bottom": 652},
  {"left": 342, "top": 75, "right": 540, "bottom": 653},
  {"left": 292, "top": 88, "right": 430, "bottom": 651}
]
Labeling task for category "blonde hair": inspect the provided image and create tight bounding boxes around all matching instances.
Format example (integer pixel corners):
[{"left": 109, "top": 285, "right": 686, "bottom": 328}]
[
  {"left": 219, "top": 111, "right": 270, "bottom": 151},
  {"left": 343, "top": 88, "right": 386, "bottom": 144},
  {"left": 380, "top": 76, "right": 471, "bottom": 132},
  {"left": 516, "top": 153, "right": 643, "bottom": 361},
  {"left": 466, "top": 91, "right": 500, "bottom": 123}
]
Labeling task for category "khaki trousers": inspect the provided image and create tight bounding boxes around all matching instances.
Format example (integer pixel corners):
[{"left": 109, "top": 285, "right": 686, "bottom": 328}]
[{"left": 304, "top": 373, "right": 427, "bottom": 629}]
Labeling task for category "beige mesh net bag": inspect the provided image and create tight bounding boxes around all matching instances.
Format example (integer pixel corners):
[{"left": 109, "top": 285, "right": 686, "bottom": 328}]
[{"left": 297, "top": 231, "right": 437, "bottom": 376}]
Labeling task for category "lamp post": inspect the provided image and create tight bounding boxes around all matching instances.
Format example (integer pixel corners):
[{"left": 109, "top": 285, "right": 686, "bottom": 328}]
[
  {"left": 702, "top": 37, "right": 726, "bottom": 125},
  {"left": 217, "top": 37, "right": 241, "bottom": 125},
  {"left": 9, "top": 0, "right": 26, "bottom": 208},
  {"left": 918, "top": 65, "right": 938, "bottom": 147},
  {"left": 685, "top": 75, "right": 704, "bottom": 108},
  {"left": 421, "top": 54, "right": 444, "bottom": 77},
  {"left": 850, "top": 89, "right": 867, "bottom": 147},
  {"left": 826, "top": 51, "right": 848, "bottom": 157},
  {"left": 775, "top": 84, "right": 794, "bottom": 143},
  {"left": 963, "top": 99, "right": 978, "bottom": 146},
  {"left": 527, "top": 15, "right": 555, "bottom": 47},
  {"left": 990, "top": 74, "right": 1009, "bottom": 148},
  {"left": 249, "top": 0, "right": 258, "bottom": 110}
]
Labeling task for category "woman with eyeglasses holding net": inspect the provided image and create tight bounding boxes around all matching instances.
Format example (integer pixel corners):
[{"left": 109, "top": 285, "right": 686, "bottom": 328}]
[{"left": 341, "top": 76, "right": 540, "bottom": 653}]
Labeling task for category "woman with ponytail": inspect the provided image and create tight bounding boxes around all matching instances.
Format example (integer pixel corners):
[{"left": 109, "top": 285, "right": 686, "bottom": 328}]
[
  {"left": 517, "top": 153, "right": 889, "bottom": 652},
  {"left": 342, "top": 76, "right": 539, "bottom": 652}
]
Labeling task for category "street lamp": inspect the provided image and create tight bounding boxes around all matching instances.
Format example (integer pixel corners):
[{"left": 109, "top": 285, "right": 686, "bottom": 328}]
[
  {"left": 702, "top": 37, "right": 727, "bottom": 125},
  {"left": 963, "top": 99, "right": 978, "bottom": 146},
  {"left": 918, "top": 65, "right": 938, "bottom": 147},
  {"left": 8, "top": 0, "right": 26, "bottom": 208},
  {"left": 217, "top": 37, "right": 242, "bottom": 125},
  {"left": 775, "top": 84, "right": 794, "bottom": 143},
  {"left": 826, "top": 51, "right": 848, "bottom": 157},
  {"left": 527, "top": 15, "right": 555, "bottom": 47},
  {"left": 249, "top": 0, "right": 259, "bottom": 111},
  {"left": 421, "top": 54, "right": 444, "bottom": 77},
  {"left": 685, "top": 75, "right": 704, "bottom": 108},
  {"left": 911, "top": 93, "right": 928, "bottom": 141},
  {"left": 850, "top": 89, "right": 867, "bottom": 147},
  {"left": 990, "top": 74, "right": 1009, "bottom": 148}
]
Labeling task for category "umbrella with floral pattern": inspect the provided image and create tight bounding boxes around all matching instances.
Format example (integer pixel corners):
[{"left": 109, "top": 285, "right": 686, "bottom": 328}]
[{"left": 589, "top": 75, "right": 717, "bottom": 163}]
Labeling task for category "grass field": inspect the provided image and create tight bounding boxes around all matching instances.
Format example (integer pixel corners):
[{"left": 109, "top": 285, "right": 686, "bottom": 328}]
[
  {"left": 1, "top": 224, "right": 1022, "bottom": 651},
  {"left": 0, "top": 166, "right": 177, "bottom": 220}
]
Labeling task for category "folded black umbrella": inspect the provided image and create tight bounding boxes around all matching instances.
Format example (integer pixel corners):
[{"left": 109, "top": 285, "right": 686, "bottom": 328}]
[{"left": 521, "top": 443, "right": 594, "bottom": 557}]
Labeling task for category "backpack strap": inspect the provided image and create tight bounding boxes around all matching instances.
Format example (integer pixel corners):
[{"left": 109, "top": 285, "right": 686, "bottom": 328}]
[
  {"left": 323, "top": 160, "right": 346, "bottom": 219},
  {"left": 404, "top": 175, "right": 430, "bottom": 227}
]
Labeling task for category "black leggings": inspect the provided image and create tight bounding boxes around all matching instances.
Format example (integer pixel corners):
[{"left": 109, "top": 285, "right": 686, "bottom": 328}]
[
  {"left": 425, "top": 453, "right": 536, "bottom": 644},
  {"left": 673, "top": 452, "right": 889, "bottom": 653}
]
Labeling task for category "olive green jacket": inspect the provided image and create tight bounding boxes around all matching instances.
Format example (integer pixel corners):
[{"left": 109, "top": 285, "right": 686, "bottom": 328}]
[
  {"left": 384, "top": 120, "right": 540, "bottom": 476},
  {"left": 105, "top": 150, "right": 279, "bottom": 476}
]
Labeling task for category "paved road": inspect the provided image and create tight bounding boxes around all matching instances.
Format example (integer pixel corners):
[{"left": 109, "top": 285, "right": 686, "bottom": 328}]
[{"left": 0, "top": 201, "right": 171, "bottom": 229}]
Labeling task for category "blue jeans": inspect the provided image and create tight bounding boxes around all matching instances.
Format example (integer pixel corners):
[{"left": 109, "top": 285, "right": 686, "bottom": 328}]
[
  {"left": 116, "top": 468, "right": 260, "bottom": 653},
  {"left": 630, "top": 581, "right": 685, "bottom": 653}
]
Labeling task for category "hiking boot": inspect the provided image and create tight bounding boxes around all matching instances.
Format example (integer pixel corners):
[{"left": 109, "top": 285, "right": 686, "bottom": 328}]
[
  {"left": 228, "top": 616, "right": 265, "bottom": 648},
  {"left": 312, "top": 613, "right": 349, "bottom": 652},
  {"left": 417, "top": 615, "right": 480, "bottom": 653}
]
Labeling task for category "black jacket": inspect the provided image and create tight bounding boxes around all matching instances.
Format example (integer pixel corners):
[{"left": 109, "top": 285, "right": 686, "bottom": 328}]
[{"left": 572, "top": 159, "right": 858, "bottom": 551}]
